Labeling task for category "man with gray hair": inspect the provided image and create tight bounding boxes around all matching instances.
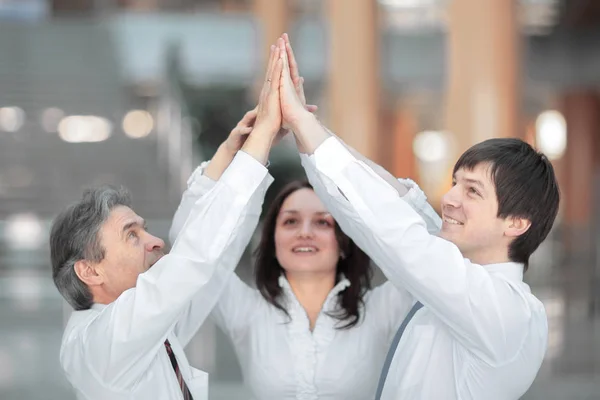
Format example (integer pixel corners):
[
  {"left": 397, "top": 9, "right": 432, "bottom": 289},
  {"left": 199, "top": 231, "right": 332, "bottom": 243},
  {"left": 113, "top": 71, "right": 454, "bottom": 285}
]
[
  {"left": 52, "top": 170, "right": 270, "bottom": 400},
  {"left": 50, "top": 41, "right": 285, "bottom": 400}
]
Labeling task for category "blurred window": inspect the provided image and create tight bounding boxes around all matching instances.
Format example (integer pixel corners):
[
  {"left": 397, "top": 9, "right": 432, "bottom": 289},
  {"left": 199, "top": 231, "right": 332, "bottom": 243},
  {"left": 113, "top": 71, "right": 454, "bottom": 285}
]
[
  {"left": 119, "top": 0, "right": 250, "bottom": 12},
  {"left": 0, "top": 0, "right": 48, "bottom": 21}
]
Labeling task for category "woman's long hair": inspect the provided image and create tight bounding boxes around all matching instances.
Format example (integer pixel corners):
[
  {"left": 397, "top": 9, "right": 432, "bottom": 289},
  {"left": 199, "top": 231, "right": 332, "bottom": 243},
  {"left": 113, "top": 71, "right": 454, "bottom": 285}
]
[{"left": 254, "top": 180, "right": 373, "bottom": 329}]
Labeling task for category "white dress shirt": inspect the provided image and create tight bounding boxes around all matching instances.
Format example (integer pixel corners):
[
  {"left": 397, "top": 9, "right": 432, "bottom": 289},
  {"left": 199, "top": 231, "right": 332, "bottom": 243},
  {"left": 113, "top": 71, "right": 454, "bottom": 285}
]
[
  {"left": 60, "top": 151, "right": 273, "bottom": 400},
  {"left": 169, "top": 160, "right": 441, "bottom": 400},
  {"left": 299, "top": 137, "right": 549, "bottom": 400}
]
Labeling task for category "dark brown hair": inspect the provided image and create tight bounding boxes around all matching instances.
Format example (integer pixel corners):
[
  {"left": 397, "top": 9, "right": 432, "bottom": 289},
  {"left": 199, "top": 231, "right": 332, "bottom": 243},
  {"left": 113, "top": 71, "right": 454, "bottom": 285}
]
[
  {"left": 254, "top": 180, "right": 373, "bottom": 329},
  {"left": 454, "top": 138, "right": 560, "bottom": 271}
]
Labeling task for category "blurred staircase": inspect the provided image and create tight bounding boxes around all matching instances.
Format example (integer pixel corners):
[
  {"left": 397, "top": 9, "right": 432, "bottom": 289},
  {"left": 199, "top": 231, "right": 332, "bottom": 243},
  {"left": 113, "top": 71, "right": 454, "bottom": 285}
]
[{"left": 0, "top": 21, "right": 177, "bottom": 220}]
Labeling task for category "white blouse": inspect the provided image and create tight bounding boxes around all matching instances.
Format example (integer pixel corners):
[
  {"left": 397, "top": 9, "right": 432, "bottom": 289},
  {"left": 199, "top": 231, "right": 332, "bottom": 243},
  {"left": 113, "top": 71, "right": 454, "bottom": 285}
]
[{"left": 169, "top": 160, "right": 441, "bottom": 400}]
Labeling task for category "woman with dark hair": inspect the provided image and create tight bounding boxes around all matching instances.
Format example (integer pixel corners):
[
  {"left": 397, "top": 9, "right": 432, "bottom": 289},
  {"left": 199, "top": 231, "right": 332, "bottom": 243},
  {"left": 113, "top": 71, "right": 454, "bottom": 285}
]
[
  {"left": 171, "top": 164, "right": 437, "bottom": 400},
  {"left": 169, "top": 35, "right": 440, "bottom": 400},
  {"left": 253, "top": 179, "right": 372, "bottom": 331},
  {"left": 170, "top": 142, "right": 439, "bottom": 398}
]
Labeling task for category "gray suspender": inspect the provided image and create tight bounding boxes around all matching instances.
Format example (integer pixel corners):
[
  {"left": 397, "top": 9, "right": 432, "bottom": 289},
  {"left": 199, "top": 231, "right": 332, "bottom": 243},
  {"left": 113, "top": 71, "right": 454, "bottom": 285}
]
[{"left": 374, "top": 301, "right": 424, "bottom": 400}]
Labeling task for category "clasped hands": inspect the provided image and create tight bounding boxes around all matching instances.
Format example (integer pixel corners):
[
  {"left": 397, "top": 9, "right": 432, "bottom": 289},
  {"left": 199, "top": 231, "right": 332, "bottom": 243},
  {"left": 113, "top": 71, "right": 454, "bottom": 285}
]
[{"left": 228, "top": 33, "right": 330, "bottom": 165}]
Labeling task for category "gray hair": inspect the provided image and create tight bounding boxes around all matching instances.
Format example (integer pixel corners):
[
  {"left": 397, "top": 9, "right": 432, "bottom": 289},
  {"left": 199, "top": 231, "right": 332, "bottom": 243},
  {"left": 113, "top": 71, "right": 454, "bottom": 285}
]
[{"left": 50, "top": 186, "right": 132, "bottom": 310}]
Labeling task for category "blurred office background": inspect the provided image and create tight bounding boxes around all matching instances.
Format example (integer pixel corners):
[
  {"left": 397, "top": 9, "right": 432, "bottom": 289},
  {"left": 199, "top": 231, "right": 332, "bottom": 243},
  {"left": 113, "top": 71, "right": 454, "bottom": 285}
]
[{"left": 0, "top": 0, "right": 598, "bottom": 398}]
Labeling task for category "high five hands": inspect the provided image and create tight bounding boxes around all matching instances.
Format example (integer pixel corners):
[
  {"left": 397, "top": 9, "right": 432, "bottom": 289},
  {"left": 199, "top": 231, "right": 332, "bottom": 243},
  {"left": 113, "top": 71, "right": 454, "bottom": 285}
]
[
  {"left": 226, "top": 35, "right": 317, "bottom": 162},
  {"left": 276, "top": 33, "right": 332, "bottom": 154},
  {"left": 204, "top": 33, "right": 331, "bottom": 180},
  {"left": 238, "top": 33, "right": 331, "bottom": 166}
]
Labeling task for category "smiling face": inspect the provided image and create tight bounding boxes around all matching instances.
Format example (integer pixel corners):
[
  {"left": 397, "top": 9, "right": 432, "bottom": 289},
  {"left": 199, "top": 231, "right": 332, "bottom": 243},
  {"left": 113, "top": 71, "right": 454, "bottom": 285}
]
[
  {"left": 274, "top": 188, "right": 341, "bottom": 276},
  {"left": 440, "top": 163, "right": 512, "bottom": 264}
]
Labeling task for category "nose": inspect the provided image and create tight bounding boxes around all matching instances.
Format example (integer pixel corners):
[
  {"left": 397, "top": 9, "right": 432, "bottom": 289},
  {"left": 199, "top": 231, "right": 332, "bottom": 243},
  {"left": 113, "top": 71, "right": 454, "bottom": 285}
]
[
  {"left": 441, "top": 184, "right": 461, "bottom": 210},
  {"left": 296, "top": 220, "right": 314, "bottom": 238},
  {"left": 145, "top": 233, "right": 165, "bottom": 253}
]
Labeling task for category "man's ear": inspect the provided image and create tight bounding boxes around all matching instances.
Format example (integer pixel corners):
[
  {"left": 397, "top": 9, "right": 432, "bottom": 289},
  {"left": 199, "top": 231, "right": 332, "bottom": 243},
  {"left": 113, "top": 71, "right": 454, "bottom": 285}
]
[
  {"left": 504, "top": 216, "right": 531, "bottom": 238},
  {"left": 74, "top": 260, "right": 104, "bottom": 287}
]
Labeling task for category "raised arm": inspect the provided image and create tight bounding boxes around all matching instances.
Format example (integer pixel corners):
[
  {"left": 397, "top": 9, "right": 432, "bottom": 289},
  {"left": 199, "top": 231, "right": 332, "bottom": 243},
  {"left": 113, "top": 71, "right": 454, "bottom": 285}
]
[
  {"left": 169, "top": 39, "right": 322, "bottom": 345},
  {"left": 279, "top": 37, "right": 529, "bottom": 364},
  {"left": 63, "top": 152, "right": 272, "bottom": 390},
  {"left": 278, "top": 36, "right": 440, "bottom": 234},
  {"left": 320, "top": 125, "right": 441, "bottom": 234},
  {"left": 62, "top": 44, "right": 288, "bottom": 391},
  {"left": 299, "top": 135, "right": 531, "bottom": 365},
  {"left": 169, "top": 160, "right": 261, "bottom": 345},
  {"left": 169, "top": 104, "right": 261, "bottom": 254}
]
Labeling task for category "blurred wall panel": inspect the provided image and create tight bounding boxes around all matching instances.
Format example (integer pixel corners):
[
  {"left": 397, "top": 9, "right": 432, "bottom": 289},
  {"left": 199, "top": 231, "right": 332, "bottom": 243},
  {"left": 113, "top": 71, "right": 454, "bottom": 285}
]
[
  {"left": 562, "top": 91, "right": 600, "bottom": 258},
  {"left": 51, "top": 0, "right": 95, "bottom": 14},
  {"left": 444, "top": 0, "right": 521, "bottom": 154},
  {"left": 327, "top": 0, "right": 380, "bottom": 161}
]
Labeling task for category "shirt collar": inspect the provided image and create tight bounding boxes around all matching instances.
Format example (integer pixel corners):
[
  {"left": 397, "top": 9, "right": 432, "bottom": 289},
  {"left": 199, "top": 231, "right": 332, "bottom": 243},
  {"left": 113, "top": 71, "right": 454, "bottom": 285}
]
[
  {"left": 278, "top": 274, "right": 351, "bottom": 307},
  {"left": 90, "top": 303, "right": 108, "bottom": 312},
  {"left": 483, "top": 262, "right": 524, "bottom": 282}
]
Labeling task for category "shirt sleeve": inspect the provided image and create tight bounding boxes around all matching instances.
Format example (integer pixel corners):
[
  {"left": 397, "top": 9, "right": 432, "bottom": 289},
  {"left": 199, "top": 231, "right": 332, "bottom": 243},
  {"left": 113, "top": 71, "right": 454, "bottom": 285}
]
[
  {"left": 66, "top": 151, "right": 273, "bottom": 391},
  {"left": 208, "top": 272, "right": 263, "bottom": 339},
  {"left": 168, "top": 158, "right": 264, "bottom": 346},
  {"left": 300, "top": 137, "right": 531, "bottom": 364},
  {"left": 168, "top": 160, "right": 216, "bottom": 246},
  {"left": 396, "top": 177, "right": 442, "bottom": 235}
]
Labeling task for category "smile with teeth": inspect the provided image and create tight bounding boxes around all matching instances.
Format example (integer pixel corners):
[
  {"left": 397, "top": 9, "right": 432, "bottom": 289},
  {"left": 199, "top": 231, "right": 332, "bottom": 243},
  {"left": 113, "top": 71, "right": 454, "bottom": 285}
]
[
  {"left": 443, "top": 216, "right": 464, "bottom": 225},
  {"left": 292, "top": 246, "right": 318, "bottom": 253}
]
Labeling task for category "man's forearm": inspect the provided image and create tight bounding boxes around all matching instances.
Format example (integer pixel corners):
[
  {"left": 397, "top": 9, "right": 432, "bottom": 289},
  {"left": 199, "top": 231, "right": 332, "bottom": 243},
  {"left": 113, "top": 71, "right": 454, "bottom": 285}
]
[
  {"left": 356, "top": 154, "right": 409, "bottom": 197},
  {"left": 324, "top": 128, "right": 408, "bottom": 196},
  {"left": 290, "top": 112, "right": 332, "bottom": 154},
  {"left": 294, "top": 115, "right": 409, "bottom": 197}
]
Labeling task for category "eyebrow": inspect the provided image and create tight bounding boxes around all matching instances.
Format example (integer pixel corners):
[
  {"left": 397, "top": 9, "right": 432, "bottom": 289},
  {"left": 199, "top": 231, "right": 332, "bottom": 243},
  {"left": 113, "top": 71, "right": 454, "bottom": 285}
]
[
  {"left": 464, "top": 178, "right": 485, "bottom": 190},
  {"left": 281, "top": 210, "right": 331, "bottom": 216},
  {"left": 453, "top": 175, "right": 486, "bottom": 190}
]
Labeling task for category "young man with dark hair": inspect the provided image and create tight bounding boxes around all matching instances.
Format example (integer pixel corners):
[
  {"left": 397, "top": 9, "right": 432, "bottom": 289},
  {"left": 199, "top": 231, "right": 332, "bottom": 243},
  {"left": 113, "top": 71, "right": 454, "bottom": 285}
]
[
  {"left": 451, "top": 138, "right": 559, "bottom": 270},
  {"left": 276, "top": 36, "right": 560, "bottom": 399}
]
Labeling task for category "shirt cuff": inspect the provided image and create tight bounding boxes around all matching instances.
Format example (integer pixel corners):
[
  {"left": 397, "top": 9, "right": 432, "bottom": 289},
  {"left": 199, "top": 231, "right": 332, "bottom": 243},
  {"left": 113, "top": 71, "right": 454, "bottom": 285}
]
[
  {"left": 220, "top": 150, "right": 272, "bottom": 198},
  {"left": 397, "top": 178, "right": 428, "bottom": 211},
  {"left": 299, "top": 152, "right": 313, "bottom": 170},
  {"left": 187, "top": 161, "right": 210, "bottom": 185},
  {"left": 311, "top": 137, "right": 357, "bottom": 178},
  {"left": 187, "top": 161, "right": 217, "bottom": 194}
]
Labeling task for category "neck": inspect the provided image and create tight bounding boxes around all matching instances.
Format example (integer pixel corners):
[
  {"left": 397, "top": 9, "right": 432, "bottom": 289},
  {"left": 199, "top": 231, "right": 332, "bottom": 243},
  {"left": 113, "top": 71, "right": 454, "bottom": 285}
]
[
  {"left": 463, "top": 246, "right": 512, "bottom": 266},
  {"left": 90, "top": 286, "right": 118, "bottom": 306},
  {"left": 285, "top": 271, "right": 337, "bottom": 328}
]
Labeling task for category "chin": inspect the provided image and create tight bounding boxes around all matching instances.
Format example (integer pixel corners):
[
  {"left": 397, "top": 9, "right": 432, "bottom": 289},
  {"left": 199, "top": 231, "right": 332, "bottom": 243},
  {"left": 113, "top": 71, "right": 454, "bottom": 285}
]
[
  {"left": 283, "top": 263, "right": 336, "bottom": 275},
  {"left": 440, "top": 231, "right": 464, "bottom": 250},
  {"left": 439, "top": 229, "right": 453, "bottom": 241},
  {"left": 284, "top": 265, "right": 324, "bottom": 274}
]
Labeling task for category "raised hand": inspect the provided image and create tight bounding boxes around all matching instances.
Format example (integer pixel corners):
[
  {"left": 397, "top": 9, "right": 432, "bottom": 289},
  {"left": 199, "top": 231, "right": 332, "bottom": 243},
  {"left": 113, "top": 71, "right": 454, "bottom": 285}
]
[
  {"left": 276, "top": 34, "right": 332, "bottom": 154},
  {"left": 241, "top": 43, "right": 285, "bottom": 164},
  {"left": 283, "top": 33, "right": 312, "bottom": 111},
  {"left": 255, "top": 44, "right": 283, "bottom": 133},
  {"left": 276, "top": 34, "right": 317, "bottom": 142},
  {"left": 204, "top": 106, "right": 258, "bottom": 180},
  {"left": 278, "top": 37, "right": 312, "bottom": 136},
  {"left": 224, "top": 107, "right": 257, "bottom": 154}
]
